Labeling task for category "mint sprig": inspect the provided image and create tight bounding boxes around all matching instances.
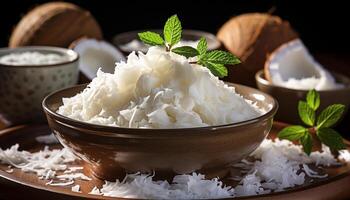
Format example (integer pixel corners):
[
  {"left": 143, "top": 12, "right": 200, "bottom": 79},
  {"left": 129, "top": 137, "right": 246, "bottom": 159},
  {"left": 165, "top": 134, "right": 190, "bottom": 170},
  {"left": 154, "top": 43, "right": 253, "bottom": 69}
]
[
  {"left": 277, "top": 89, "right": 346, "bottom": 155},
  {"left": 138, "top": 31, "right": 164, "bottom": 46},
  {"left": 164, "top": 15, "right": 182, "bottom": 48},
  {"left": 138, "top": 15, "right": 240, "bottom": 78},
  {"left": 171, "top": 46, "right": 199, "bottom": 58}
]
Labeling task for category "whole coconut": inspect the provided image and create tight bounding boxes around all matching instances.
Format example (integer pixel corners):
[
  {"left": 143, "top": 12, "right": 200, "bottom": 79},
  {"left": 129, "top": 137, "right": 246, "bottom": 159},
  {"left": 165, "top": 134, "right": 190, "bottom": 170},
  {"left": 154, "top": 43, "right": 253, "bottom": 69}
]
[
  {"left": 217, "top": 13, "right": 298, "bottom": 87},
  {"left": 9, "top": 2, "right": 102, "bottom": 48}
]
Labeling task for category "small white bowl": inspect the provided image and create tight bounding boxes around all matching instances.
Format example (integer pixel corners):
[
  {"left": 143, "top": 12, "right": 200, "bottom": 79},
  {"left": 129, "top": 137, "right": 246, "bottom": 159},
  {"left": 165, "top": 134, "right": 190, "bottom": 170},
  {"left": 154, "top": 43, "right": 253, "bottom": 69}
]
[{"left": 0, "top": 46, "right": 79, "bottom": 125}]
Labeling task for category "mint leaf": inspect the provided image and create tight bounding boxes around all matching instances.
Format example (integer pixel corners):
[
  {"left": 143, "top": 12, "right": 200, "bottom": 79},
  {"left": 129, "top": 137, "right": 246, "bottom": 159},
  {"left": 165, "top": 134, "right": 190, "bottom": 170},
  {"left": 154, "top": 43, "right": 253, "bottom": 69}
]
[
  {"left": 200, "top": 50, "right": 240, "bottom": 65},
  {"left": 317, "top": 128, "right": 346, "bottom": 150},
  {"left": 278, "top": 125, "right": 307, "bottom": 141},
  {"left": 298, "top": 101, "right": 315, "bottom": 126},
  {"left": 300, "top": 132, "right": 312, "bottom": 155},
  {"left": 203, "top": 62, "right": 228, "bottom": 78},
  {"left": 306, "top": 89, "right": 320, "bottom": 111},
  {"left": 197, "top": 37, "right": 207, "bottom": 55},
  {"left": 171, "top": 46, "right": 199, "bottom": 58},
  {"left": 164, "top": 15, "right": 182, "bottom": 47},
  {"left": 138, "top": 31, "right": 164, "bottom": 46},
  {"left": 317, "top": 104, "right": 345, "bottom": 129}
]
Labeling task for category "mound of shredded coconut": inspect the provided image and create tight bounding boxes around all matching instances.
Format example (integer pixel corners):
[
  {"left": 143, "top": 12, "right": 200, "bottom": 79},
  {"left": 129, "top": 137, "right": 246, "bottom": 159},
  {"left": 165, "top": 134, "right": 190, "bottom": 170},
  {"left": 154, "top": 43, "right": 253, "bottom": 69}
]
[
  {"left": 0, "top": 52, "right": 67, "bottom": 65},
  {"left": 58, "top": 46, "right": 262, "bottom": 128},
  {"left": 1, "top": 139, "right": 349, "bottom": 199}
]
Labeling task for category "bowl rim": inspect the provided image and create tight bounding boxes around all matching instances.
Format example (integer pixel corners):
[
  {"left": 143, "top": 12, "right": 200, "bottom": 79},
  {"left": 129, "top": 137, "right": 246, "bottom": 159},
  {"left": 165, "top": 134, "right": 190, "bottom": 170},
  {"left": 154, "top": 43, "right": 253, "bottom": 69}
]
[
  {"left": 0, "top": 46, "right": 79, "bottom": 68},
  {"left": 42, "top": 83, "right": 278, "bottom": 134},
  {"left": 255, "top": 69, "right": 350, "bottom": 92},
  {"left": 112, "top": 29, "right": 221, "bottom": 52}
]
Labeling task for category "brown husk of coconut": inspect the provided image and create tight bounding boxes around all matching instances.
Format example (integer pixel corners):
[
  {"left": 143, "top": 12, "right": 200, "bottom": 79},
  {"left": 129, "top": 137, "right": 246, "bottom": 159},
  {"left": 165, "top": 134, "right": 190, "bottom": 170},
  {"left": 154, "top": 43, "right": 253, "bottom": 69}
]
[
  {"left": 9, "top": 2, "right": 102, "bottom": 48},
  {"left": 217, "top": 13, "right": 298, "bottom": 87}
]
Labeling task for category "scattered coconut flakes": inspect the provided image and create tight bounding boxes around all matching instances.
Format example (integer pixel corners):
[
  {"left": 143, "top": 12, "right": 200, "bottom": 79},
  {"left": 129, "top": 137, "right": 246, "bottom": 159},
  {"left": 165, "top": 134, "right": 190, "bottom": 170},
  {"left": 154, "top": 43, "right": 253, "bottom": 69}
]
[
  {"left": 0, "top": 144, "right": 76, "bottom": 179},
  {"left": 89, "top": 186, "right": 102, "bottom": 195},
  {"left": 232, "top": 138, "right": 345, "bottom": 196},
  {"left": 72, "top": 185, "right": 81, "bottom": 193},
  {"left": 64, "top": 166, "right": 84, "bottom": 174},
  {"left": 0, "top": 144, "right": 87, "bottom": 188},
  {"left": 100, "top": 172, "right": 234, "bottom": 199},
  {"left": 47, "top": 180, "right": 75, "bottom": 186},
  {"left": 57, "top": 173, "right": 92, "bottom": 181},
  {"left": 1, "top": 138, "right": 348, "bottom": 199},
  {"left": 5, "top": 168, "right": 14, "bottom": 173},
  {"left": 302, "top": 164, "right": 327, "bottom": 178},
  {"left": 234, "top": 170, "right": 268, "bottom": 196},
  {"left": 338, "top": 150, "right": 350, "bottom": 163},
  {"left": 35, "top": 134, "right": 58, "bottom": 144}
]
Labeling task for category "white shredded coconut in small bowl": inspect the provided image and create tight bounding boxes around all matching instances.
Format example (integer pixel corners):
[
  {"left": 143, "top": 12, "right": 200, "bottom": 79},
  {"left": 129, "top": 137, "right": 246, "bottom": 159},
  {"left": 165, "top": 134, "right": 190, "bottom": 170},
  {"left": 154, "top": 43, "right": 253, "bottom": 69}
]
[{"left": 0, "top": 51, "right": 69, "bottom": 66}]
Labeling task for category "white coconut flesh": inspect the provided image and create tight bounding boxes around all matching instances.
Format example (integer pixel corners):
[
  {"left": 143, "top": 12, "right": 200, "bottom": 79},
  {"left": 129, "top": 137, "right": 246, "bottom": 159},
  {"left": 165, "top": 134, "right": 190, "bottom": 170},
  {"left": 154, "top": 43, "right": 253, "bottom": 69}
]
[
  {"left": 266, "top": 39, "right": 343, "bottom": 90},
  {"left": 72, "top": 39, "right": 125, "bottom": 79}
]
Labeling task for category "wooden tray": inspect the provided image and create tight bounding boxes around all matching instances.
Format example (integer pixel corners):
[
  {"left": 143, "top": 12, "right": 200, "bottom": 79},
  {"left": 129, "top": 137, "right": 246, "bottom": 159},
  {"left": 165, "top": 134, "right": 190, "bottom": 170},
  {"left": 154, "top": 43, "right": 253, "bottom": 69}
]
[{"left": 1, "top": 123, "right": 350, "bottom": 200}]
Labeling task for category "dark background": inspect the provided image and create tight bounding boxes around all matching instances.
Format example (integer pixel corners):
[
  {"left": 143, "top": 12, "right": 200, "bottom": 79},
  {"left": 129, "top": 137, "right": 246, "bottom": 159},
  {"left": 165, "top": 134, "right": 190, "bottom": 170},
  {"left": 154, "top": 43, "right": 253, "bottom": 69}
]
[{"left": 0, "top": 0, "right": 349, "bottom": 54}]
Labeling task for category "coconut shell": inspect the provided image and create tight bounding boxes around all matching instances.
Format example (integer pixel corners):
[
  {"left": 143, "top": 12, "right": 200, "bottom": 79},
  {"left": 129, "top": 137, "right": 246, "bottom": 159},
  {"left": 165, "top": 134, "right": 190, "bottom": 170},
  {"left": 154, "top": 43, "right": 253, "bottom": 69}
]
[
  {"left": 264, "top": 38, "right": 302, "bottom": 83},
  {"left": 217, "top": 13, "right": 298, "bottom": 87},
  {"left": 9, "top": 2, "right": 102, "bottom": 48}
]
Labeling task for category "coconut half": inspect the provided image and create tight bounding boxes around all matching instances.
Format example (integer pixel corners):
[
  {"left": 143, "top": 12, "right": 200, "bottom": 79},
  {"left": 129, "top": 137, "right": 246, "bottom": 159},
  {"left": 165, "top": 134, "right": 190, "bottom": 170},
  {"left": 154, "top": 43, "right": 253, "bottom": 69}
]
[
  {"left": 70, "top": 38, "right": 125, "bottom": 80},
  {"left": 265, "top": 39, "right": 342, "bottom": 90}
]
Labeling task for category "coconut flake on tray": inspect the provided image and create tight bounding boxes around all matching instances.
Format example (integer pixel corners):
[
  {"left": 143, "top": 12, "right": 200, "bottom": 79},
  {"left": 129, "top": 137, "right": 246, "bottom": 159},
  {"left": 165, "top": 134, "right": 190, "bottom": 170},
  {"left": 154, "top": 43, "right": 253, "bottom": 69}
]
[
  {"left": 2, "top": 139, "right": 349, "bottom": 199},
  {"left": 0, "top": 144, "right": 92, "bottom": 187},
  {"left": 35, "top": 134, "right": 59, "bottom": 144},
  {"left": 57, "top": 46, "right": 263, "bottom": 128}
]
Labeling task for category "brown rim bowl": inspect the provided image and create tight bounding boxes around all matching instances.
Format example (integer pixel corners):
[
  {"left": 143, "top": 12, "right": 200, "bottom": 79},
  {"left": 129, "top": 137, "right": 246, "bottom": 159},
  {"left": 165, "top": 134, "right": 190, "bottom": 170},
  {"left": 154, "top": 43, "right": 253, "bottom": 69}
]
[
  {"left": 42, "top": 83, "right": 278, "bottom": 180},
  {"left": 256, "top": 70, "right": 350, "bottom": 125}
]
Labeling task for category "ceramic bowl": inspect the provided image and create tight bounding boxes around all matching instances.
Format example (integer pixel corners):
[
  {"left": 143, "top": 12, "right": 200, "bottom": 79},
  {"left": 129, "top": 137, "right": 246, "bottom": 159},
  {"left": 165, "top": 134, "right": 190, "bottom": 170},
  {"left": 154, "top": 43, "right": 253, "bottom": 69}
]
[
  {"left": 113, "top": 29, "right": 221, "bottom": 55},
  {"left": 43, "top": 83, "right": 277, "bottom": 180},
  {"left": 0, "top": 46, "right": 79, "bottom": 125},
  {"left": 255, "top": 70, "right": 350, "bottom": 125}
]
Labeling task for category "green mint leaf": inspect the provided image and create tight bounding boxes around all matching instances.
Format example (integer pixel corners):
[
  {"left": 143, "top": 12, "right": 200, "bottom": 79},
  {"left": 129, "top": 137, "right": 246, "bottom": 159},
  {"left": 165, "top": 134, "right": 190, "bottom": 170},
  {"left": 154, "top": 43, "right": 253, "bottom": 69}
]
[
  {"left": 164, "top": 15, "right": 182, "bottom": 47},
  {"left": 317, "top": 128, "right": 346, "bottom": 150},
  {"left": 202, "top": 61, "right": 228, "bottom": 78},
  {"left": 200, "top": 50, "right": 241, "bottom": 65},
  {"left": 138, "top": 31, "right": 164, "bottom": 46},
  {"left": 300, "top": 132, "right": 312, "bottom": 155},
  {"left": 317, "top": 104, "right": 345, "bottom": 129},
  {"left": 298, "top": 101, "right": 315, "bottom": 126},
  {"left": 171, "top": 46, "right": 199, "bottom": 58},
  {"left": 306, "top": 89, "right": 320, "bottom": 111},
  {"left": 197, "top": 37, "right": 207, "bottom": 55},
  {"left": 277, "top": 125, "right": 307, "bottom": 141}
]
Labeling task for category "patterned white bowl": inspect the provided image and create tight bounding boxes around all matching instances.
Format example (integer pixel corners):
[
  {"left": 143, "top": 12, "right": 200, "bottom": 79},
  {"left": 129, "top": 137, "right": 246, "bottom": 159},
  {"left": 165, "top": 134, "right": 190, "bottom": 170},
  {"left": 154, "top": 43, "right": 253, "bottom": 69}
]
[{"left": 0, "top": 46, "right": 79, "bottom": 125}]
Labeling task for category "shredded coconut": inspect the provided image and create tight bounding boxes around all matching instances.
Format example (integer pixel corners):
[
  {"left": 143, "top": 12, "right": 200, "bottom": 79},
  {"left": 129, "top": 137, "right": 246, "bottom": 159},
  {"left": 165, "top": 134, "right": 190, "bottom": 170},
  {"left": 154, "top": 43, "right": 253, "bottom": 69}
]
[
  {"left": 0, "top": 52, "right": 67, "bottom": 65},
  {"left": 58, "top": 46, "right": 262, "bottom": 128},
  {"left": 99, "top": 172, "right": 234, "bottom": 199},
  {"left": 35, "top": 134, "right": 59, "bottom": 144},
  {"left": 72, "top": 185, "right": 81, "bottom": 193},
  {"left": 1, "top": 139, "right": 349, "bottom": 199},
  {"left": 339, "top": 150, "right": 350, "bottom": 162},
  {"left": 57, "top": 173, "right": 92, "bottom": 181},
  {"left": 47, "top": 180, "right": 75, "bottom": 186},
  {"left": 89, "top": 186, "right": 102, "bottom": 195}
]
